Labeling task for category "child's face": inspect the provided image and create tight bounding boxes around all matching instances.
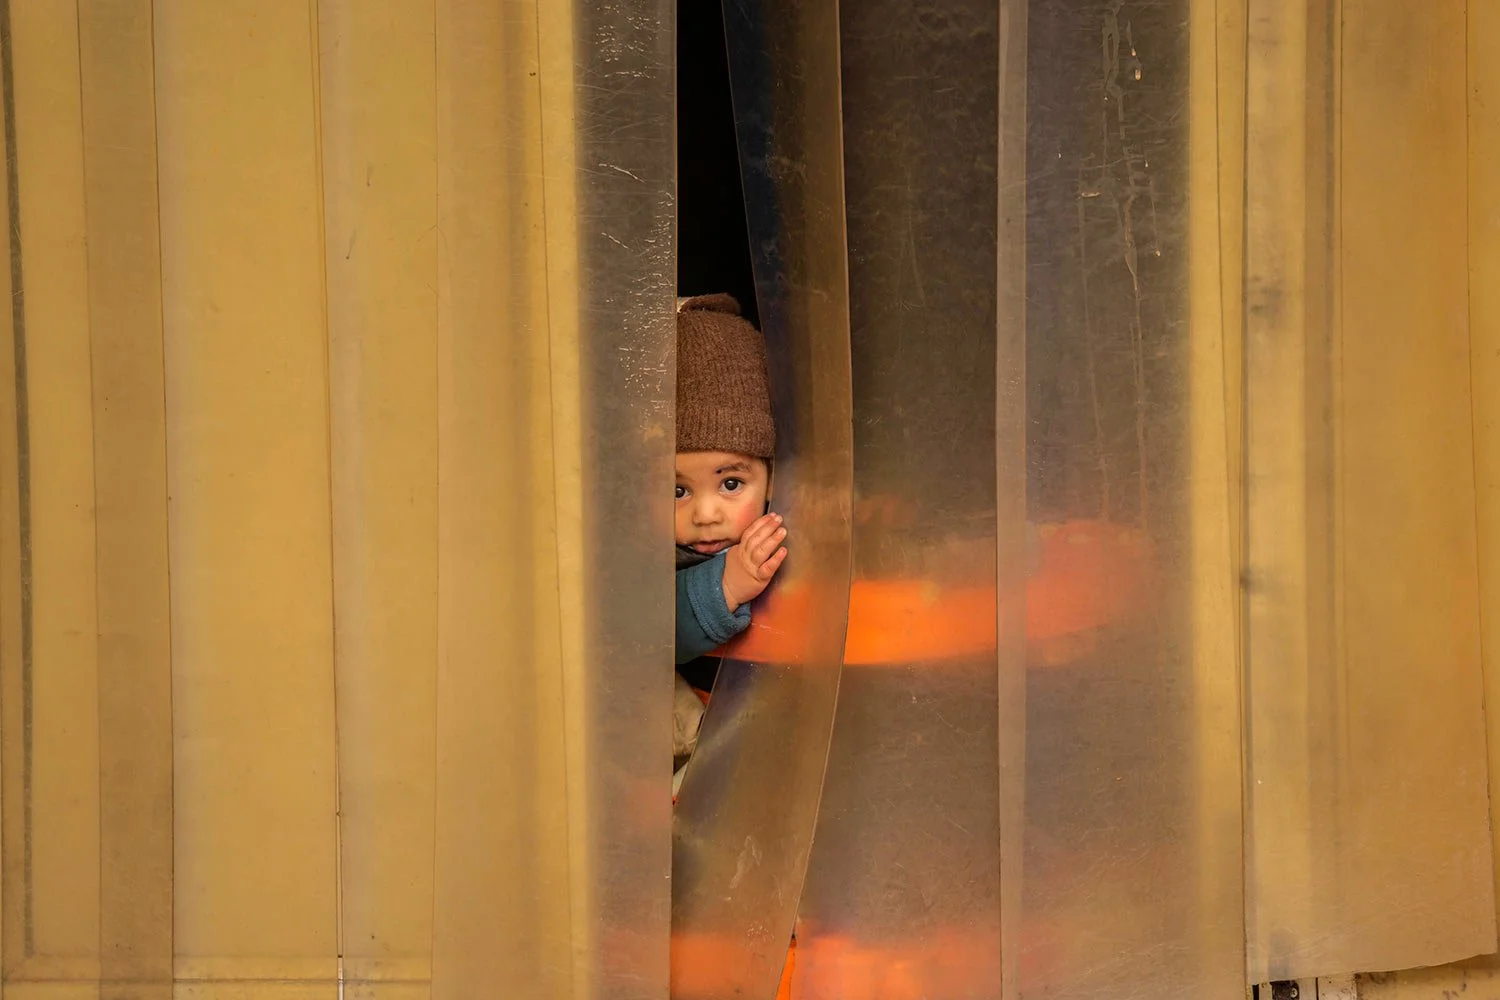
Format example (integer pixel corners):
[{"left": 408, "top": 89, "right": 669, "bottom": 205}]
[{"left": 674, "top": 451, "right": 770, "bottom": 554}]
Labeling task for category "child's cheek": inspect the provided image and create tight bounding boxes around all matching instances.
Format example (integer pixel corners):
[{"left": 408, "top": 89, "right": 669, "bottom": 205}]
[
  {"left": 674, "top": 507, "right": 695, "bottom": 546},
  {"left": 730, "top": 504, "right": 760, "bottom": 544}
]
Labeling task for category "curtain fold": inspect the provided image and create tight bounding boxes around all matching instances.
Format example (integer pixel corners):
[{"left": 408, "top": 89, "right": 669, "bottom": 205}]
[
  {"left": 0, "top": 2, "right": 675, "bottom": 998},
  {"left": 670, "top": 0, "right": 855, "bottom": 995},
  {"left": 1241, "top": 0, "right": 1495, "bottom": 980}
]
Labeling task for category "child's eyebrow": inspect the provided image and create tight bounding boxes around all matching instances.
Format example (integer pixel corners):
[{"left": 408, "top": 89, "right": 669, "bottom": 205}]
[{"left": 715, "top": 462, "right": 752, "bottom": 474}]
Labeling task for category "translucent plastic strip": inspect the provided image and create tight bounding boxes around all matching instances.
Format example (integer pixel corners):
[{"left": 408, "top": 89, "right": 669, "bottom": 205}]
[
  {"left": 428, "top": 1, "right": 572, "bottom": 994},
  {"left": 793, "top": 1, "right": 1003, "bottom": 995},
  {"left": 1241, "top": 0, "right": 1322, "bottom": 967},
  {"left": 0, "top": 10, "right": 14, "bottom": 983},
  {"left": 318, "top": 3, "right": 438, "bottom": 995},
  {"left": 428, "top": 1, "right": 675, "bottom": 996},
  {"left": 1214, "top": 0, "right": 1246, "bottom": 538},
  {"left": 0, "top": 4, "right": 102, "bottom": 994},
  {"left": 155, "top": 1, "right": 339, "bottom": 989},
  {"left": 1013, "top": 4, "right": 1244, "bottom": 997},
  {"left": 670, "top": 0, "right": 852, "bottom": 994},
  {"left": 996, "top": 2, "right": 1028, "bottom": 997},
  {"left": 1333, "top": 0, "right": 1492, "bottom": 962},
  {"left": 1243, "top": 0, "right": 1496, "bottom": 979},
  {"left": 535, "top": 7, "right": 593, "bottom": 988},
  {"left": 1474, "top": 0, "right": 1500, "bottom": 967},
  {"left": 538, "top": 1, "right": 676, "bottom": 993},
  {"left": 1186, "top": 0, "right": 1248, "bottom": 992},
  {"left": 77, "top": 1, "right": 174, "bottom": 995}
]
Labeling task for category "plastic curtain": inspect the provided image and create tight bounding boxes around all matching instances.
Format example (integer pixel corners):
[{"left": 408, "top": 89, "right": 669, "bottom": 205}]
[
  {"left": 2, "top": 1, "right": 1500, "bottom": 999},
  {"left": 0, "top": 1, "right": 675, "bottom": 998}
]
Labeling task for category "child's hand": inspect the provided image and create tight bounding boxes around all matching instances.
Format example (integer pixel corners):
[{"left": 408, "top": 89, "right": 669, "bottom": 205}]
[{"left": 721, "top": 513, "right": 788, "bottom": 612}]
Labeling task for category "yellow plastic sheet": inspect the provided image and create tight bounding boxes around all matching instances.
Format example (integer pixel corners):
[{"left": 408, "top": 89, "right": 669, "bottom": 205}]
[
  {"left": 1190, "top": 0, "right": 1249, "bottom": 992},
  {"left": 1242, "top": 0, "right": 1496, "bottom": 980},
  {"left": 1336, "top": 0, "right": 1493, "bottom": 967},
  {"left": 427, "top": 0, "right": 574, "bottom": 994},
  {"left": 79, "top": 1, "right": 174, "bottom": 996},
  {"left": 319, "top": 2, "right": 438, "bottom": 995},
  {"left": 0, "top": 4, "right": 101, "bottom": 995},
  {"left": 156, "top": 1, "right": 340, "bottom": 989},
  {"left": 427, "top": 0, "right": 676, "bottom": 994},
  {"left": 0, "top": 1, "right": 676, "bottom": 997},
  {"left": 1473, "top": 0, "right": 1500, "bottom": 969}
]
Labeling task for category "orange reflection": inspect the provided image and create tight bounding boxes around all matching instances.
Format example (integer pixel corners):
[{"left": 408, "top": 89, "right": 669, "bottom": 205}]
[
  {"left": 723, "top": 518, "right": 1151, "bottom": 667},
  {"left": 673, "top": 925, "right": 1064, "bottom": 1000},
  {"left": 673, "top": 519, "right": 1151, "bottom": 995},
  {"left": 670, "top": 934, "right": 794, "bottom": 998}
]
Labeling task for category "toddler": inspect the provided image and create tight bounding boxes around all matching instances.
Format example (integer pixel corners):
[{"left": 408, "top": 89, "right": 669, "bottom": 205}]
[{"left": 672, "top": 294, "right": 787, "bottom": 787}]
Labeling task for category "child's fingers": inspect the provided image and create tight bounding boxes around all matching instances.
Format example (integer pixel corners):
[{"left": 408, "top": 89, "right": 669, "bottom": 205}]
[
  {"left": 758, "top": 545, "right": 788, "bottom": 576},
  {"left": 735, "top": 518, "right": 769, "bottom": 554},
  {"left": 741, "top": 517, "right": 774, "bottom": 551},
  {"left": 759, "top": 546, "right": 789, "bottom": 578},
  {"left": 749, "top": 525, "right": 787, "bottom": 563},
  {"left": 743, "top": 514, "right": 783, "bottom": 554},
  {"left": 755, "top": 525, "right": 787, "bottom": 560},
  {"left": 747, "top": 512, "right": 780, "bottom": 536}
]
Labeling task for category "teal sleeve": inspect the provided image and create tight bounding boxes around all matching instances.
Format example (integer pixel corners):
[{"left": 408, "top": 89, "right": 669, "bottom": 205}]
[{"left": 675, "top": 553, "right": 751, "bottom": 665}]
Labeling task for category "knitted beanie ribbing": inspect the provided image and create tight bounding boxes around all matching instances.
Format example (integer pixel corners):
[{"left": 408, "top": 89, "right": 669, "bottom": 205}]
[{"left": 676, "top": 293, "right": 775, "bottom": 459}]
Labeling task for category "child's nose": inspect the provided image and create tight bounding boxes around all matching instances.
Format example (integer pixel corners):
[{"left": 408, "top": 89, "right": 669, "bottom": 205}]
[{"left": 692, "top": 499, "right": 722, "bottom": 525}]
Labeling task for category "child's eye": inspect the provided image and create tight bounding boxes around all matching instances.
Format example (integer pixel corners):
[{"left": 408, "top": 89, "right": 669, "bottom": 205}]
[
  {"left": 721, "top": 478, "right": 744, "bottom": 494},
  {"left": 675, "top": 485, "right": 688, "bottom": 500}
]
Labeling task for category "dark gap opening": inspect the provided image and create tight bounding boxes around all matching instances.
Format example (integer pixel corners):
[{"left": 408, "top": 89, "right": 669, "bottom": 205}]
[
  {"left": 674, "top": 0, "right": 757, "bottom": 696},
  {"left": 677, "top": 0, "right": 758, "bottom": 328}
]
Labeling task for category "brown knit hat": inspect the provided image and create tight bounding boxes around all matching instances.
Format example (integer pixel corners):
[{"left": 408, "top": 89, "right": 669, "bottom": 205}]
[{"left": 676, "top": 293, "right": 775, "bottom": 459}]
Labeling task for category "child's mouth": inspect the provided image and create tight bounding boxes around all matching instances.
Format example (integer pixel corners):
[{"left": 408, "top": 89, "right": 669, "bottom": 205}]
[{"left": 692, "top": 540, "right": 730, "bottom": 555}]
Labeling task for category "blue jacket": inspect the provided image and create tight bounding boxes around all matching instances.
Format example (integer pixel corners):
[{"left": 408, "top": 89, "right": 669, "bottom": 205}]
[{"left": 675, "top": 551, "right": 751, "bottom": 664}]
